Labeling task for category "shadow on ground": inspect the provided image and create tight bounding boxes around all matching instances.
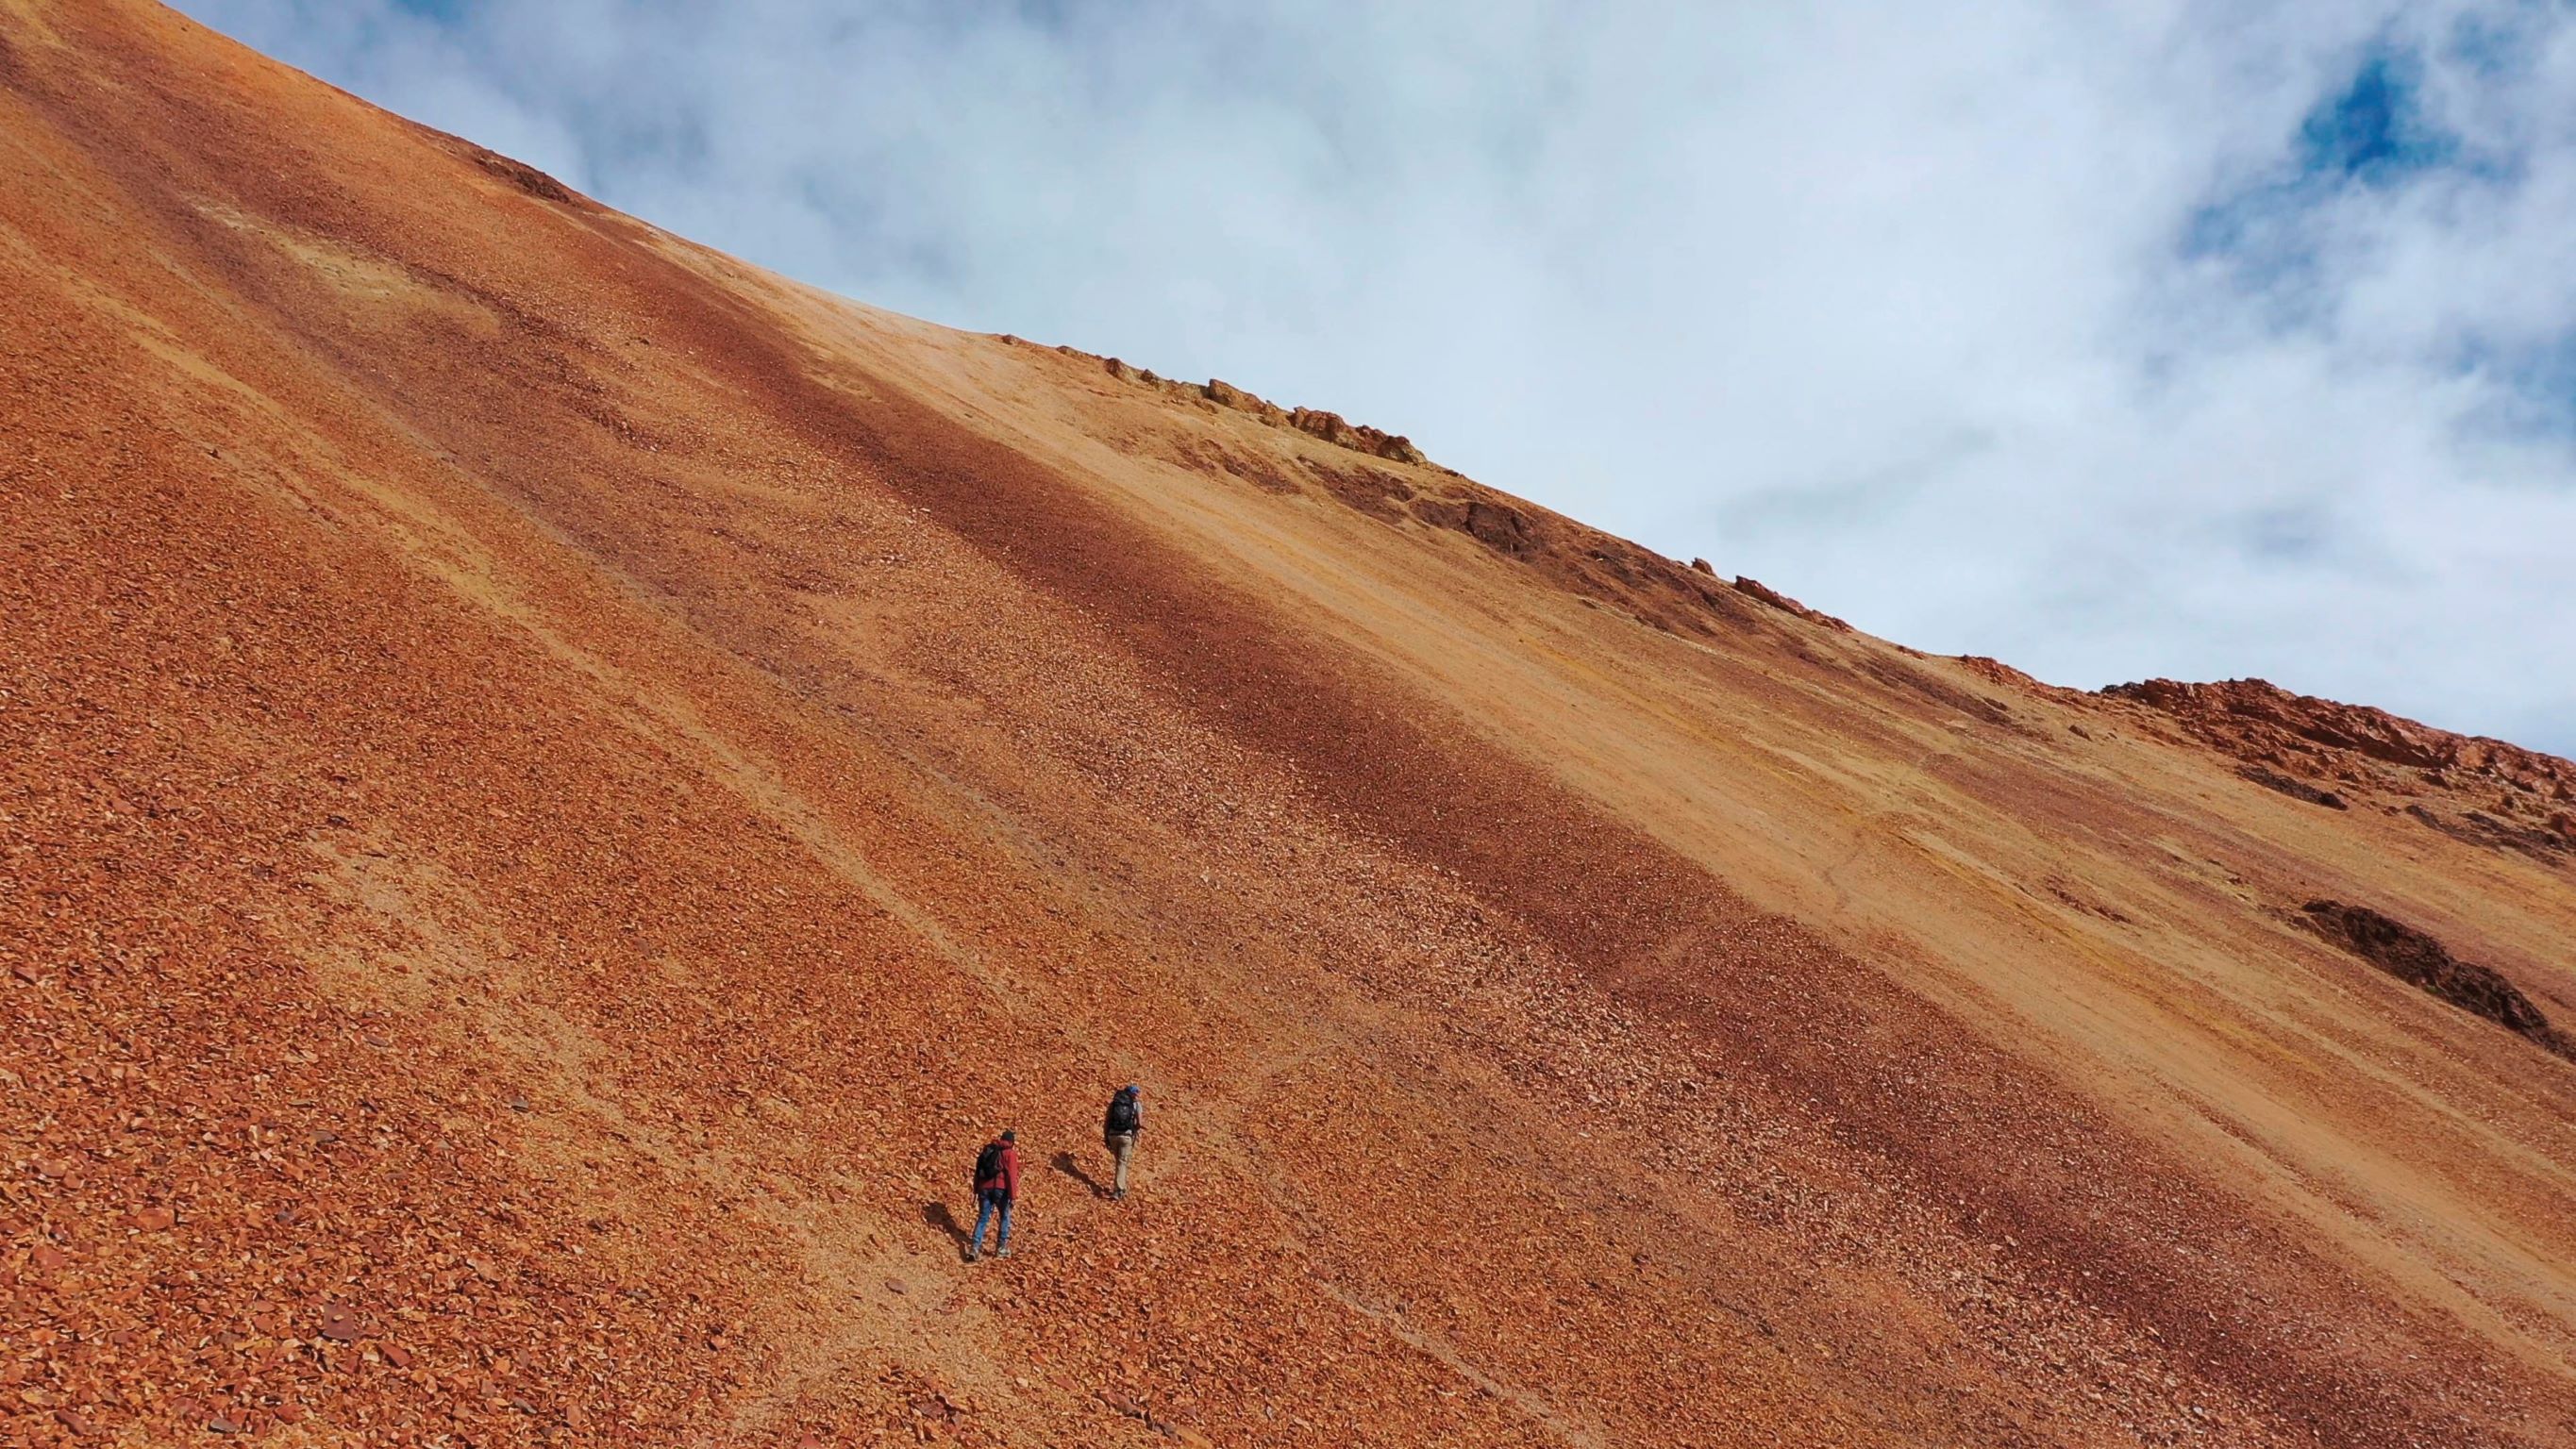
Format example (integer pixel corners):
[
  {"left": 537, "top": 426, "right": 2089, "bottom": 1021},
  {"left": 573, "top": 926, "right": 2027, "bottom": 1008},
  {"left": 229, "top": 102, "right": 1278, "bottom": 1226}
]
[{"left": 1052, "top": 1150, "right": 1104, "bottom": 1196}]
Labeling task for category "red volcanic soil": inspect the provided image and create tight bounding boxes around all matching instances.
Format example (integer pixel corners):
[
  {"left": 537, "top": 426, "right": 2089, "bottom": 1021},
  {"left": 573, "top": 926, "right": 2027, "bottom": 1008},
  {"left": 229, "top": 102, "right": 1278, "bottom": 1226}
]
[{"left": 7, "top": 4, "right": 2576, "bottom": 1446}]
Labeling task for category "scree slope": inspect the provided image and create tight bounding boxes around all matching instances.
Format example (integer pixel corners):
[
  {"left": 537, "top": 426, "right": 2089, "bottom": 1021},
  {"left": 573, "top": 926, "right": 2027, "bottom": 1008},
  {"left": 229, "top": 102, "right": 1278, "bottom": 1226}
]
[{"left": 6, "top": 4, "right": 2576, "bottom": 1445}]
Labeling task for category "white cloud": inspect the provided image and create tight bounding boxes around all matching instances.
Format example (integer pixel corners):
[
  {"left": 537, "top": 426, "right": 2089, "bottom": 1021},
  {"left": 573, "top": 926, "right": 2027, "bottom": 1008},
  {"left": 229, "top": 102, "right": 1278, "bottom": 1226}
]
[{"left": 174, "top": 0, "right": 2576, "bottom": 750}]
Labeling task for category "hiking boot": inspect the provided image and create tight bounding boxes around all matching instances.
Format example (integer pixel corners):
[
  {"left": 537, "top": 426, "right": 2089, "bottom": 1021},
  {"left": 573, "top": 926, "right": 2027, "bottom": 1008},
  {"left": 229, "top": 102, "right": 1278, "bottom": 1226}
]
[
  {"left": 995, "top": 1245, "right": 1012, "bottom": 1258},
  {"left": 963, "top": 1246, "right": 979, "bottom": 1264},
  {"left": 1112, "top": 1188, "right": 1127, "bottom": 1202}
]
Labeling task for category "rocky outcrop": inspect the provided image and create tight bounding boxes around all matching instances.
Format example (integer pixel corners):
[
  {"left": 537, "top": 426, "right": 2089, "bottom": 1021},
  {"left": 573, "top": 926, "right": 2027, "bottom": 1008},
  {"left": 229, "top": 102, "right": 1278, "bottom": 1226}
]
[
  {"left": 2106, "top": 678, "right": 2576, "bottom": 861},
  {"left": 2406, "top": 804, "right": 2574, "bottom": 862},
  {"left": 2240, "top": 766, "right": 2349, "bottom": 810},
  {"left": 1463, "top": 499, "right": 1534, "bottom": 558},
  {"left": 1387, "top": 483, "right": 1802, "bottom": 641},
  {"left": 1099, "top": 355, "right": 1174, "bottom": 385},
  {"left": 459, "top": 142, "right": 583, "bottom": 206},
  {"left": 2300, "top": 903, "right": 2571, "bottom": 1059},
  {"left": 1283, "top": 405, "right": 1429, "bottom": 466},
  {"left": 1078, "top": 359, "right": 1434, "bottom": 467},
  {"left": 1954, "top": 656, "right": 2065, "bottom": 694},
  {"left": 2105, "top": 678, "right": 2575, "bottom": 800},
  {"left": 1202, "top": 376, "right": 1284, "bottom": 424},
  {"left": 1732, "top": 576, "right": 1852, "bottom": 632}
]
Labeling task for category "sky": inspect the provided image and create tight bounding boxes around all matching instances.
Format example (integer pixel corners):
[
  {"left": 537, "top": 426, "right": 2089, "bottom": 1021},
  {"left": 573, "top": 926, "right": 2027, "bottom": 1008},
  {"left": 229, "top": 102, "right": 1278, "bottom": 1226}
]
[{"left": 174, "top": 0, "right": 2576, "bottom": 751}]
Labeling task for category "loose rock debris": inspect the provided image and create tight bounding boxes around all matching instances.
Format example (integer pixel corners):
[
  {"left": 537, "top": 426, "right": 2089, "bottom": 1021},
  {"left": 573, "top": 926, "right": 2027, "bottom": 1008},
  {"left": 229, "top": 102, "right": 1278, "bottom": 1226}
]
[{"left": 2, "top": 4, "right": 2573, "bottom": 1446}]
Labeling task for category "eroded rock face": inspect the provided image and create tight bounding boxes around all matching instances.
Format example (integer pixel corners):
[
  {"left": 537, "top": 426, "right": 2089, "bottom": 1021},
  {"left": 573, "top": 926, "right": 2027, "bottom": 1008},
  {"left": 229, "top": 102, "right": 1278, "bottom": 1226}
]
[
  {"left": 1105, "top": 363, "right": 1432, "bottom": 465},
  {"left": 1732, "top": 576, "right": 1853, "bottom": 632},
  {"left": 2407, "top": 804, "right": 2575, "bottom": 862},
  {"left": 2106, "top": 677, "right": 2576, "bottom": 862},
  {"left": 1285, "top": 406, "right": 1428, "bottom": 465},
  {"left": 1464, "top": 500, "right": 1533, "bottom": 558},
  {"left": 2240, "top": 766, "right": 2349, "bottom": 810},
  {"left": 2106, "top": 678, "right": 2576, "bottom": 801},
  {"left": 466, "top": 144, "right": 583, "bottom": 206},
  {"left": 1202, "top": 377, "right": 1284, "bottom": 424},
  {"left": 2300, "top": 902, "right": 2570, "bottom": 1058}
]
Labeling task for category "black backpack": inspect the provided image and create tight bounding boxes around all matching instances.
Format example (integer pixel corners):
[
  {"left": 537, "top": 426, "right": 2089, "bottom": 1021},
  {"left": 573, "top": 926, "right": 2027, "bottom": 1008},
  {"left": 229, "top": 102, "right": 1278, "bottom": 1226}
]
[
  {"left": 1105, "top": 1090, "right": 1139, "bottom": 1133},
  {"left": 974, "top": 1141, "right": 1005, "bottom": 1186}
]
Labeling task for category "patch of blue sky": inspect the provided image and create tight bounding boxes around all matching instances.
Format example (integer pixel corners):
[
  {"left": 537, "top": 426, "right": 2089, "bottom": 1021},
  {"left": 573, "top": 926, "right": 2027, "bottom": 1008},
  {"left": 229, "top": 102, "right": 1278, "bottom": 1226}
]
[
  {"left": 2168, "top": 29, "right": 2576, "bottom": 458},
  {"left": 2297, "top": 50, "right": 2453, "bottom": 184},
  {"left": 2184, "top": 43, "right": 2454, "bottom": 265},
  {"left": 2177, "top": 41, "right": 2488, "bottom": 331}
]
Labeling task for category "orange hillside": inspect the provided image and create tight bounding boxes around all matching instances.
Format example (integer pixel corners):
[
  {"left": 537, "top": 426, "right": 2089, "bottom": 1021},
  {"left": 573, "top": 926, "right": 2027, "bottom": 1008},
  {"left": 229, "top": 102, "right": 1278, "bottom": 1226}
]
[{"left": 5, "top": 3, "right": 2574, "bottom": 1446}]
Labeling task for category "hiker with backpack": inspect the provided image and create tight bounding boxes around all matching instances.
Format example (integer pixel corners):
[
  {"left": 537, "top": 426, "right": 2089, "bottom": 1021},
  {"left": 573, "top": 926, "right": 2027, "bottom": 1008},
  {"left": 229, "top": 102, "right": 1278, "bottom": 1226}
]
[
  {"left": 967, "top": 1128, "right": 1019, "bottom": 1262},
  {"left": 1102, "top": 1084, "right": 1143, "bottom": 1200}
]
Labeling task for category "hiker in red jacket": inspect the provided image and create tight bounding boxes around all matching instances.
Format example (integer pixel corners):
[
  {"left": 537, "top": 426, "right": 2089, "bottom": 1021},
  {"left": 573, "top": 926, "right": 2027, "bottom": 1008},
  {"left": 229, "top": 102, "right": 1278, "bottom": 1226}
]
[{"left": 967, "top": 1129, "right": 1019, "bottom": 1262}]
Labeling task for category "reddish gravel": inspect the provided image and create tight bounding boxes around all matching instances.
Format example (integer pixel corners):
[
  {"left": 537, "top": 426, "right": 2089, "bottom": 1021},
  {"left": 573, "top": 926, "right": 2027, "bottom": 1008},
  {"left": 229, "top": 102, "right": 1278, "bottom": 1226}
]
[{"left": 6, "top": 4, "right": 2576, "bottom": 1447}]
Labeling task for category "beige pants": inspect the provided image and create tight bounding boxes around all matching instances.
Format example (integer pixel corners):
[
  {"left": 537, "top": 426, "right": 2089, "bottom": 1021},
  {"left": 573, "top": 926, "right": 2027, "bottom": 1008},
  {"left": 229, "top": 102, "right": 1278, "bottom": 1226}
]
[{"left": 1105, "top": 1131, "right": 1137, "bottom": 1192}]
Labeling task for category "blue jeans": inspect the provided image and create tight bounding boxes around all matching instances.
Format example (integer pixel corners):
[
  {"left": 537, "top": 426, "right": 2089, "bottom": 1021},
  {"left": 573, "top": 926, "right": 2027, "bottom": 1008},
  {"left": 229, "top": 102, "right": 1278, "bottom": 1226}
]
[{"left": 970, "top": 1189, "right": 1012, "bottom": 1254}]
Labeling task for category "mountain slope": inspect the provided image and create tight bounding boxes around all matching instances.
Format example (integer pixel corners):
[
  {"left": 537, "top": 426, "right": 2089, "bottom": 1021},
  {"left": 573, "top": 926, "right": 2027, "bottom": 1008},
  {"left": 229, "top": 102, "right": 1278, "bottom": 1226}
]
[{"left": 5, "top": 3, "right": 2575, "bottom": 1446}]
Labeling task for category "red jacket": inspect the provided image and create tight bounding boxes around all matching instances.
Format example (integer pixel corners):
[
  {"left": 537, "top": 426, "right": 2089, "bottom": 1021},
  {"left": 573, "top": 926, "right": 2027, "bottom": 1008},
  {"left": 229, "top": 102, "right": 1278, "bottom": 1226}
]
[{"left": 975, "top": 1141, "right": 1020, "bottom": 1198}]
